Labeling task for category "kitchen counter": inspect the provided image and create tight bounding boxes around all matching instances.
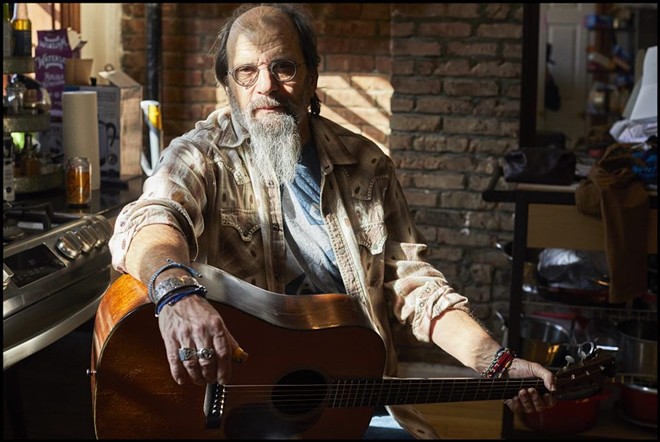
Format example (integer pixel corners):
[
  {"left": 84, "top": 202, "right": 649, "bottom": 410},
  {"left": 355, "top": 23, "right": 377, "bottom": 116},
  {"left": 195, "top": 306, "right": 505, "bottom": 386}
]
[{"left": 12, "top": 174, "right": 144, "bottom": 221}]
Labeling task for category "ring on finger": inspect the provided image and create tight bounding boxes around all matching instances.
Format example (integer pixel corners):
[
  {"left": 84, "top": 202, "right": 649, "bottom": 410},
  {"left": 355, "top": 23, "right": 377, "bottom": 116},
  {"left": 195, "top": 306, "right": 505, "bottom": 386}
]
[
  {"left": 197, "top": 347, "right": 215, "bottom": 360},
  {"left": 178, "top": 347, "right": 197, "bottom": 362}
]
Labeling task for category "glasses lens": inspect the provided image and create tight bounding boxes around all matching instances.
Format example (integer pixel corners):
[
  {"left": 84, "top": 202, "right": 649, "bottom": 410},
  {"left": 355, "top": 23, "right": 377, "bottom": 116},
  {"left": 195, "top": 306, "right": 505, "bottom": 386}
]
[
  {"left": 233, "top": 65, "right": 259, "bottom": 86},
  {"left": 271, "top": 61, "right": 297, "bottom": 81}
]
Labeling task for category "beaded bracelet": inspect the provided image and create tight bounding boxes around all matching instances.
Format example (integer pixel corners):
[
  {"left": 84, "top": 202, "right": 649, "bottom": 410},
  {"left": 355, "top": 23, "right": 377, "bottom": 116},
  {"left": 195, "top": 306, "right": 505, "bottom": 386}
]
[
  {"left": 155, "top": 285, "right": 208, "bottom": 317},
  {"left": 147, "top": 258, "right": 202, "bottom": 304},
  {"left": 480, "top": 347, "right": 516, "bottom": 379}
]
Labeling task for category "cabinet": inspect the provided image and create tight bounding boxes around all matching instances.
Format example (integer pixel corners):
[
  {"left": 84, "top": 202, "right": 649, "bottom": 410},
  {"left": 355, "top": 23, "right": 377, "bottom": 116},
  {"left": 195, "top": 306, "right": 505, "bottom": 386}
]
[{"left": 483, "top": 169, "right": 657, "bottom": 439}]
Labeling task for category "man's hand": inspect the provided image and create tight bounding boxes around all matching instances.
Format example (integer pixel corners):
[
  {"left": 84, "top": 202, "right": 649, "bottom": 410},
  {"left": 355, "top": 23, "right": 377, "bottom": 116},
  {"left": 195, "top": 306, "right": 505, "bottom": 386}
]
[
  {"left": 157, "top": 294, "right": 246, "bottom": 386},
  {"left": 503, "top": 358, "right": 557, "bottom": 414}
]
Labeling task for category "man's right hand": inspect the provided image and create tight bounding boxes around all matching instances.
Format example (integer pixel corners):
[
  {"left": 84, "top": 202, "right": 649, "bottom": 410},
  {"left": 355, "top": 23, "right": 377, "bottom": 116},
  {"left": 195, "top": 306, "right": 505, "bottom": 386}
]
[{"left": 157, "top": 294, "right": 245, "bottom": 386}]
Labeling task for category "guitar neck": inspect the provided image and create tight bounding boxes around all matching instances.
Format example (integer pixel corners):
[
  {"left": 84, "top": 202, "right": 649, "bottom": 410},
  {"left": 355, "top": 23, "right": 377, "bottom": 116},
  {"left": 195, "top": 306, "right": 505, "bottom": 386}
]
[{"left": 329, "top": 377, "right": 546, "bottom": 407}]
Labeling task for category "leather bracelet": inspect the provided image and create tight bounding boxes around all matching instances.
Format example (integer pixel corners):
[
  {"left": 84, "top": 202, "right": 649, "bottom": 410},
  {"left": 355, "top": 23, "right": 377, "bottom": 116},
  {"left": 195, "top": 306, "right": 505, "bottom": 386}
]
[
  {"left": 152, "top": 275, "right": 201, "bottom": 305},
  {"left": 155, "top": 285, "right": 207, "bottom": 317},
  {"left": 147, "top": 259, "right": 202, "bottom": 303}
]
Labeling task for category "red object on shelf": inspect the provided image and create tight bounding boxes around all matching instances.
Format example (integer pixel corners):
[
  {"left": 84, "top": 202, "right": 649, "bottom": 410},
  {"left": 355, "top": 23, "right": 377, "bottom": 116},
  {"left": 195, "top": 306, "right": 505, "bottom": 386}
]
[{"left": 522, "top": 390, "right": 611, "bottom": 434}]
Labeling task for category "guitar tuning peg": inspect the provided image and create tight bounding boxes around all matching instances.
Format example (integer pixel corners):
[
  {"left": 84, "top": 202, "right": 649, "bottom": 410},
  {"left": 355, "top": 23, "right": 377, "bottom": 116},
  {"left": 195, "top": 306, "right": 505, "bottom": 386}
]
[{"left": 564, "top": 355, "right": 575, "bottom": 368}]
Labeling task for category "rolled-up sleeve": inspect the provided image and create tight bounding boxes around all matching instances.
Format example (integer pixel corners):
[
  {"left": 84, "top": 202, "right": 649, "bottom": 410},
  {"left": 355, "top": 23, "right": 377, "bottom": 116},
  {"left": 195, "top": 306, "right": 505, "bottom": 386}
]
[
  {"left": 382, "top": 168, "right": 470, "bottom": 342},
  {"left": 108, "top": 138, "right": 215, "bottom": 273}
]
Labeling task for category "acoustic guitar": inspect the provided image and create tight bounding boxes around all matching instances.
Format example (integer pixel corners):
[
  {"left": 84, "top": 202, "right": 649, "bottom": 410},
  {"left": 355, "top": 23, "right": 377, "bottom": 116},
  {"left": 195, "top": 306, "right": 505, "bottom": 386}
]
[{"left": 90, "top": 263, "right": 616, "bottom": 439}]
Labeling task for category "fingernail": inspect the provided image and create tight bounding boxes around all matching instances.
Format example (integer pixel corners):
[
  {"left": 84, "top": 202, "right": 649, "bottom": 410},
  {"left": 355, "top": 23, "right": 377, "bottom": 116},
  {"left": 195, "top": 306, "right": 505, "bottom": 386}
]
[{"left": 232, "top": 346, "right": 248, "bottom": 363}]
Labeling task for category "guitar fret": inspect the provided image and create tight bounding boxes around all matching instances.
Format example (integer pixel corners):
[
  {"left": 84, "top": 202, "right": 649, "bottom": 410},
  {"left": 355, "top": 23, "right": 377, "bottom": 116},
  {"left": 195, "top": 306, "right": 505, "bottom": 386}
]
[
  {"left": 369, "top": 380, "right": 376, "bottom": 407},
  {"left": 338, "top": 379, "right": 346, "bottom": 408},
  {"left": 331, "top": 381, "right": 338, "bottom": 408}
]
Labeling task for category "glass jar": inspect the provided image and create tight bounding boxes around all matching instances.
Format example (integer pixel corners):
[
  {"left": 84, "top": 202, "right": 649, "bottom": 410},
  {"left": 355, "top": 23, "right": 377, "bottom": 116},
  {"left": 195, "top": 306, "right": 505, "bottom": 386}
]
[{"left": 65, "top": 157, "right": 91, "bottom": 206}]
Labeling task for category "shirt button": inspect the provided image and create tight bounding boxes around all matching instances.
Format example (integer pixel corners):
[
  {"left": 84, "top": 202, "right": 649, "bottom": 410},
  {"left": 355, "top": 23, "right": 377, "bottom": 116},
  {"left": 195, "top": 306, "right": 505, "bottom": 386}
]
[{"left": 272, "top": 224, "right": 279, "bottom": 231}]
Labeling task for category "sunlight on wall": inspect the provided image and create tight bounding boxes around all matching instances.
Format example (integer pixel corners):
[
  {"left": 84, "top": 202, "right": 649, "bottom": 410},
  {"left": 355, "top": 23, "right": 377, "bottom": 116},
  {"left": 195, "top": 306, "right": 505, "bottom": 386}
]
[{"left": 318, "top": 73, "right": 393, "bottom": 156}]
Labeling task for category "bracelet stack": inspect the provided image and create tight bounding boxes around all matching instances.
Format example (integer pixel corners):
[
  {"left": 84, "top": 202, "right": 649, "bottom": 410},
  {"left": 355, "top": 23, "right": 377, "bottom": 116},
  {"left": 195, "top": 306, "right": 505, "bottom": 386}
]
[
  {"left": 154, "top": 284, "right": 207, "bottom": 316},
  {"left": 481, "top": 347, "right": 516, "bottom": 379},
  {"left": 147, "top": 259, "right": 207, "bottom": 317}
]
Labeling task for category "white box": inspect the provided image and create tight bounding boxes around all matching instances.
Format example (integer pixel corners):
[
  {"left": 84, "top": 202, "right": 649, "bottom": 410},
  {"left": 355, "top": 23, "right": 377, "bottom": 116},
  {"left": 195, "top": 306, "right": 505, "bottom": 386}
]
[{"left": 68, "top": 70, "right": 143, "bottom": 182}]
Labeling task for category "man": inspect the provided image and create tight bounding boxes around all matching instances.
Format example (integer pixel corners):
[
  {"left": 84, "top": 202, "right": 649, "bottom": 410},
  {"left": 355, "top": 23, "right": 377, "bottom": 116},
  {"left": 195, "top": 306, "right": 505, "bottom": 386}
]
[{"left": 109, "top": 3, "right": 555, "bottom": 438}]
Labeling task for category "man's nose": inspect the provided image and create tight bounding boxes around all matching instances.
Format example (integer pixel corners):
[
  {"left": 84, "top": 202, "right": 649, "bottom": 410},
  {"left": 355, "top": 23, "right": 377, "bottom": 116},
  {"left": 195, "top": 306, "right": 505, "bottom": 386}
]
[{"left": 254, "top": 66, "right": 279, "bottom": 94}]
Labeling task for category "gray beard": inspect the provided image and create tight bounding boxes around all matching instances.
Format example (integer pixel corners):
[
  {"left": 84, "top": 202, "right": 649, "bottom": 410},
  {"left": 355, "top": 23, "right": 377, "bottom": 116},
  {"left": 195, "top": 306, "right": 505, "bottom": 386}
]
[{"left": 229, "top": 93, "right": 302, "bottom": 186}]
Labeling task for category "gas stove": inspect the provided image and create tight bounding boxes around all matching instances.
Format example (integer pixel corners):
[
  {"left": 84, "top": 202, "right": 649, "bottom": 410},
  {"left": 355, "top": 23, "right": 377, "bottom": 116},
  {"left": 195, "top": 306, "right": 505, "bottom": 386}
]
[{"left": 3, "top": 201, "right": 114, "bottom": 369}]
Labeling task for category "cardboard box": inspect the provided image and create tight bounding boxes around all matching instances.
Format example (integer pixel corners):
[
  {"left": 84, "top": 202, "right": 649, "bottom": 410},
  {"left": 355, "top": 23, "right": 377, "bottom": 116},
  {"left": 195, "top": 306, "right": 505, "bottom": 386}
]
[{"left": 67, "top": 70, "right": 143, "bottom": 181}]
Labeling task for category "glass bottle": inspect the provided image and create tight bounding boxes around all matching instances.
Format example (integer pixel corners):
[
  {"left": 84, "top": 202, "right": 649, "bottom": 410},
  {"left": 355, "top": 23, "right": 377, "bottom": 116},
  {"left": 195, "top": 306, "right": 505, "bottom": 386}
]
[
  {"left": 3, "top": 3, "right": 12, "bottom": 57},
  {"left": 11, "top": 3, "right": 31, "bottom": 57}
]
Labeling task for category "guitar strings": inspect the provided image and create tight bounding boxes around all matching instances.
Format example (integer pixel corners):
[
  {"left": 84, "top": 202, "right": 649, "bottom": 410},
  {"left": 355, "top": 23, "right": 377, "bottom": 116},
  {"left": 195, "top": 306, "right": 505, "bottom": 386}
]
[{"left": 213, "top": 371, "right": 601, "bottom": 407}]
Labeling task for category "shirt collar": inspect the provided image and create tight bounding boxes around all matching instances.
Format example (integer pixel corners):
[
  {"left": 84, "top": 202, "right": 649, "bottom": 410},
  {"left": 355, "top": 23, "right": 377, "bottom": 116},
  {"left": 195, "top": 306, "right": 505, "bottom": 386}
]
[{"left": 310, "top": 115, "right": 358, "bottom": 175}]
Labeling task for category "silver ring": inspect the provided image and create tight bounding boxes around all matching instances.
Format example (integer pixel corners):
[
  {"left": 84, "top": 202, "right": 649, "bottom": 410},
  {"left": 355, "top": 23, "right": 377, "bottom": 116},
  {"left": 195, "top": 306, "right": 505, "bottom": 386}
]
[
  {"left": 197, "top": 347, "right": 215, "bottom": 360},
  {"left": 178, "top": 347, "right": 196, "bottom": 362}
]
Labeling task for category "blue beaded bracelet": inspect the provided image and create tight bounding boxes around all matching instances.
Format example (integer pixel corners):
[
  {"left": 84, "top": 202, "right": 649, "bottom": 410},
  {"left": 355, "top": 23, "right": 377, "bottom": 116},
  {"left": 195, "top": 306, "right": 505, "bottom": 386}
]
[
  {"left": 154, "top": 285, "right": 208, "bottom": 317},
  {"left": 147, "top": 258, "right": 202, "bottom": 304}
]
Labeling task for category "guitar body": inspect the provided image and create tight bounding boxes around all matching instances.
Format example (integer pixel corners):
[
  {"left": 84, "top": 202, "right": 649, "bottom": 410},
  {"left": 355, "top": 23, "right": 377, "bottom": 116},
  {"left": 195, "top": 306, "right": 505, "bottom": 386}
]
[
  {"left": 91, "top": 263, "right": 386, "bottom": 439},
  {"left": 91, "top": 263, "right": 617, "bottom": 439}
]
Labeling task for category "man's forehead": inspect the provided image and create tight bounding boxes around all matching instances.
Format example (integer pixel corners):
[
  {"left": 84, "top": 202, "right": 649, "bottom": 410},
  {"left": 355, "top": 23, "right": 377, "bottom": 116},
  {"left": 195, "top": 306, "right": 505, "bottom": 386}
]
[{"left": 228, "top": 6, "right": 297, "bottom": 49}]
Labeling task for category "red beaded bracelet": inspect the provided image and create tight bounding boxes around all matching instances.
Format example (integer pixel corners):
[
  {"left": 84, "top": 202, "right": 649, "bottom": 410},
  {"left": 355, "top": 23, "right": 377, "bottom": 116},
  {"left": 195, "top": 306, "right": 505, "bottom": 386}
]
[{"left": 481, "top": 347, "right": 515, "bottom": 379}]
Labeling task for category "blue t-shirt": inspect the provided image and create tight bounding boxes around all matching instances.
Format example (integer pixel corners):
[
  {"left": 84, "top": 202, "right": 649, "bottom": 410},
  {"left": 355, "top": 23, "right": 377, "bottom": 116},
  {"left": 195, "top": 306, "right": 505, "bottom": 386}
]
[{"left": 281, "top": 142, "right": 346, "bottom": 295}]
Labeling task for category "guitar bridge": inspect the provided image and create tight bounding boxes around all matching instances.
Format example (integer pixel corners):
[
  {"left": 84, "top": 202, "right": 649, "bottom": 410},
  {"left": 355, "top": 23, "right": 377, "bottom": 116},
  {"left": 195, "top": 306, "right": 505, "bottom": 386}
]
[{"left": 204, "top": 383, "right": 223, "bottom": 429}]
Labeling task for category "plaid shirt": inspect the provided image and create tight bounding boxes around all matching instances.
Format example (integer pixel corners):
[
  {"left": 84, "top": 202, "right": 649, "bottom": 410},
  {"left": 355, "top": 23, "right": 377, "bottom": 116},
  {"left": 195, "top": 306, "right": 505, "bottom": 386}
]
[{"left": 109, "top": 107, "right": 470, "bottom": 376}]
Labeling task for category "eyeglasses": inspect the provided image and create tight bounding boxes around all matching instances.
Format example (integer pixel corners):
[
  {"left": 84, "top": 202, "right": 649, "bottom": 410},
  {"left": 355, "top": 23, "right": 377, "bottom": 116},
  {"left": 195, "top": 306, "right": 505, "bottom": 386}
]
[{"left": 228, "top": 60, "right": 303, "bottom": 88}]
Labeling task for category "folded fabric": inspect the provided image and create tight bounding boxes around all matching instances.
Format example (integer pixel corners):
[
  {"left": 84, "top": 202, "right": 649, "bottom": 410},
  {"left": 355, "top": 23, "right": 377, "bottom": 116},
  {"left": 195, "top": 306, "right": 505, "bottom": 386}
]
[
  {"left": 503, "top": 148, "right": 576, "bottom": 185},
  {"left": 575, "top": 144, "right": 650, "bottom": 303}
]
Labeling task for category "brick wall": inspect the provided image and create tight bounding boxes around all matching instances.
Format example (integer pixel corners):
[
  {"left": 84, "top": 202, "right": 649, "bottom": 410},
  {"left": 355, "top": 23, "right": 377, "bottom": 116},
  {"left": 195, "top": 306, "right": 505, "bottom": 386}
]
[{"left": 120, "top": 3, "right": 519, "bottom": 365}]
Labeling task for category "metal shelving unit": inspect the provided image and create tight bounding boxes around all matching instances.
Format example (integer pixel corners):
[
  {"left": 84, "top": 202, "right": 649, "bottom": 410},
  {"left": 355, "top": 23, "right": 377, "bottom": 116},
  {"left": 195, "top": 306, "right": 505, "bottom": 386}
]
[{"left": 483, "top": 171, "right": 657, "bottom": 439}]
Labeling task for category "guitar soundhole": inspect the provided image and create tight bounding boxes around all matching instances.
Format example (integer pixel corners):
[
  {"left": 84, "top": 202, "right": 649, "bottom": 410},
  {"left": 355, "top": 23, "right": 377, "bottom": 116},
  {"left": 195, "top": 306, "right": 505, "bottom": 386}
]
[{"left": 272, "top": 369, "right": 327, "bottom": 415}]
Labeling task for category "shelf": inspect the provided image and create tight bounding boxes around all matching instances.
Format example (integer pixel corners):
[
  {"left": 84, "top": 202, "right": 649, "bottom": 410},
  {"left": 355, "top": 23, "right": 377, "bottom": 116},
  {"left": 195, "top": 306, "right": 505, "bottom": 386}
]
[
  {"left": 3, "top": 57, "right": 35, "bottom": 74},
  {"left": 4, "top": 113, "right": 51, "bottom": 133},
  {"left": 522, "top": 298, "right": 657, "bottom": 322},
  {"left": 14, "top": 170, "right": 64, "bottom": 195}
]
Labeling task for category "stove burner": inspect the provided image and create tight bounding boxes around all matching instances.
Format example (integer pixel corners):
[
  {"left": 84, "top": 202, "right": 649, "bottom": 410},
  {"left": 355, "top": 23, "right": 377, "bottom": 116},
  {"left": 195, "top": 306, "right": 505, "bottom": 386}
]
[
  {"left": 5, "top": 201, "right": 57, "bottom": 231},
  {"left": 3, "top": 219, "right": 26, "bottom": 243},
  {"left": 3, "top": 201, "right": 86, "bottom": 246}
]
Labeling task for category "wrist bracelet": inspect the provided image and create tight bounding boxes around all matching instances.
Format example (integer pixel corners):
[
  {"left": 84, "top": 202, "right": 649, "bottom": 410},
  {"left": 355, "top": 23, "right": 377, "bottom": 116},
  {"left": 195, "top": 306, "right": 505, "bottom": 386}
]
[
  {"left": 481, "top": 347, "right": 515, "bottom": 379},
  {"left": 152, "top": 275, "right": 201, "bottom": 305},
  {"left": 147, "top": 259, "right": 202, "bottom": 303},
  {"left": 155, "top": 285, "right": 207, "bottom": 317}
]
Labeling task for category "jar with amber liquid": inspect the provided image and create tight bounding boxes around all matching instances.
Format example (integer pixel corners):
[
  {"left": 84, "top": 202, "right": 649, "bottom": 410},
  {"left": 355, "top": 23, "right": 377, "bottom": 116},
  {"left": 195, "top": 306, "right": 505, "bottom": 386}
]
[{"left": 66, "top": 157, "right": 91, "bottom": 206}]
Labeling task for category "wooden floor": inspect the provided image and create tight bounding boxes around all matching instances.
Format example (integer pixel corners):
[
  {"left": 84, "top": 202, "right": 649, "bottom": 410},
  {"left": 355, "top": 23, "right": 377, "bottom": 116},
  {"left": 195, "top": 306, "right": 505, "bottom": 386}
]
[{"left": 418, "top": 401, "right": 503, "bottom": 439}]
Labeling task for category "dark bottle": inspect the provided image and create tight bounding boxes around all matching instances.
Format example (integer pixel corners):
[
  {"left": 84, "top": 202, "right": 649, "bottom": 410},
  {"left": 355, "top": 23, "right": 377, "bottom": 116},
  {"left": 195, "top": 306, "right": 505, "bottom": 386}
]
[{"left": 11, "top": 3, "right": 32, "bottom": 57}]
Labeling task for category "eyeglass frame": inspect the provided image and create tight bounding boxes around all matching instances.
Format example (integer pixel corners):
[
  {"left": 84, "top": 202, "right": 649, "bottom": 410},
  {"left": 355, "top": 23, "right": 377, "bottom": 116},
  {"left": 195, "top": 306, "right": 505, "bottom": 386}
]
[{"left": 227, "top": 59, "right": 305, "bottom": 88}]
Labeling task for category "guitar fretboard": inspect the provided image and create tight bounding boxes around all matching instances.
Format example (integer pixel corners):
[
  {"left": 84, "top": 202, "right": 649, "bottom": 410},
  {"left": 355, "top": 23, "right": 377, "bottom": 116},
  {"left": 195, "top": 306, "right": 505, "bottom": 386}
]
[{"left": 329, "top": 377, "right": 546, "bottom": 407}]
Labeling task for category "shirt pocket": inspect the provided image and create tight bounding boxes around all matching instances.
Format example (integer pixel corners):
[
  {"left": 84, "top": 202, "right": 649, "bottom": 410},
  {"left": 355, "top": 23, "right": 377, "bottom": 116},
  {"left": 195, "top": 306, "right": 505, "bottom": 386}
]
[
  {"left": 351, "top": 194, "right": 387, "bottom": 255},
  {"left": 220, "top": 208, "right": 261, "bottom": 242},
  {"left": 356, "top": 222, "right": 386, "bottom": 255}
]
